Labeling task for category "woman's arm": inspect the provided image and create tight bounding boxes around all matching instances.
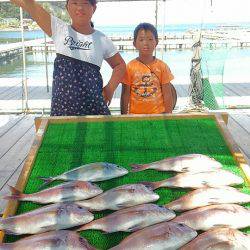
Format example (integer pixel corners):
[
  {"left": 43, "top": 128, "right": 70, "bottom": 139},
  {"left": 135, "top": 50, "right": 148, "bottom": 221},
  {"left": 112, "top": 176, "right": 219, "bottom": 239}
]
[
  {"left": 104, "top": 53, "right": 126, "bottom": 106},
  {"left": 10, "top": 0, "right": 52, "bottom": 36},
  {"left": 120, "top": 84, "right": 130, "bottom": 114},
  {"left": 162, "top": 83, "right": 173, "bottom": 113}
]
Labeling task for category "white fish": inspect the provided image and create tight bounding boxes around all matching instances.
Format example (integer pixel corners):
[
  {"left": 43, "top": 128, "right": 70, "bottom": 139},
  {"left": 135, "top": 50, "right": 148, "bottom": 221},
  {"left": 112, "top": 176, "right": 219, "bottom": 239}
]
[
  {"left": 180, "top": 227, "right": 250, "bottom": 250},
  {"left": 3, "top": 181, "right": 103, "bottom": 204},
  {"left": 172, "top": 204, "right": 250, "bottom": 231},
  {"left": 39, "top": 162, "right": 128, "bottom": 186},
  {"left": 110, "top": 222, "right": 197, "bottom": 250},
  {"left": 76, "top": 184, "right": 159, "bottom": 211},
  {"left": 142, "top": 169, "right": 244, "bottom": 190},
  {"left": 0, "top": 230, "right": 96, "bottom": 250},
  {"left": 166, "top": 186, "right": 250, "bottom": 211},
  {"left": 131, "top": 154, "right": 222, "bottom": 173},
  {"left": 0, "top": 203, "right": 94, "bottom": 235},
  {"left": 77, "top": 203, "right": 176, "bottom": 233}
]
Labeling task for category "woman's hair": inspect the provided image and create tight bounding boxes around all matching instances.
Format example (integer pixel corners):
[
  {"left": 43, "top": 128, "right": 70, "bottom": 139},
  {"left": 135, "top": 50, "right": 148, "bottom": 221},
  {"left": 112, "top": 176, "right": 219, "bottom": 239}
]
[
  {"left": 133, "top": 23, "right": 158, "bottom": 42},
  {"left": 66, "top": 0, "right": 97, "bottom": 5}
]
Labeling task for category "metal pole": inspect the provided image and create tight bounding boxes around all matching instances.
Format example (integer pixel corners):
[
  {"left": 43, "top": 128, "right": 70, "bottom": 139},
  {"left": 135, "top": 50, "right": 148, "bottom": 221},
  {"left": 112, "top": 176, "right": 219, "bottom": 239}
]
[
  {"left": 20, "top": 7, "right": 29, "bottom": 112},
  {"left": 44, "top": 32, "right": 49, "bottom": 92},
  {"left": 161, "top": 0, "right": 166, "bottom": 60},
  {"left": 155, "top": 0, "right": 158, "bottom": 57},
  {"left": 155, "top": 0, "right": 158, "bottom": 28}
]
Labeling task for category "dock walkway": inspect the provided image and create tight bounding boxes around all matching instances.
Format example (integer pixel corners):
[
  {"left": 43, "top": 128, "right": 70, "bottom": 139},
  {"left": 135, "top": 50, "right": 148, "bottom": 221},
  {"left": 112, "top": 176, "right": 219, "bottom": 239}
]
[{"left": 0, "top": 80, "right": 250, "bottom": 113}]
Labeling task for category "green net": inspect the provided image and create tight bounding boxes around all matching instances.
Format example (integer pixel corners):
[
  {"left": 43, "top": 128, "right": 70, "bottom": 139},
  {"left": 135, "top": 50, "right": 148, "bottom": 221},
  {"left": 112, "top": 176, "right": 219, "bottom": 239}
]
[
  {"left": 4, "top": 118, "right": 250, "bottom": 249},
  {"left": 201, "top": 47, "right": 229, "bottom": 110}
]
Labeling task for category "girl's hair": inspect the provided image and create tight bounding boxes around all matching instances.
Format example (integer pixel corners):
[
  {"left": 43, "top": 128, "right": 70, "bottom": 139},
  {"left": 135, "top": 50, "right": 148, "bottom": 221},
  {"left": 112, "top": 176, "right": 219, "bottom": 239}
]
[
  {"left": 66, "top": 0, "right": 97, "bottom": 27},
  {"left": 66, "top": 0, "right": 97, "bottom": 5},
  {"left": 133, "top": 23, "right": 158, "bottom": 42}
]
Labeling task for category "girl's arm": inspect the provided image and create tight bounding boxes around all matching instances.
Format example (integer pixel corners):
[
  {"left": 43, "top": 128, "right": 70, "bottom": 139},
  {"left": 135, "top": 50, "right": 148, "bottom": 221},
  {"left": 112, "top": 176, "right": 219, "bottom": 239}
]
[
  {"left": 104, "top": 53, "right": 126, "bottom": 106},
  {"left": 120, "top": 84, "right": 130, "bottom": 114},
  {"left": 10, "top": 0, "right": 52, "bottom": 36},
  {"left": 162, "top": 83, "right": 173, "bottom": 113}
]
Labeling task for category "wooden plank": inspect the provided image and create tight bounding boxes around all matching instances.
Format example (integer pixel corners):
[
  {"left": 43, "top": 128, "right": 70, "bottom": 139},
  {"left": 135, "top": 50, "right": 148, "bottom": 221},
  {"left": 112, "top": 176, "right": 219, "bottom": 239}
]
[
  {"left": 0, "top": 119, "right": 48, "bottom": 242},
  {"left": 0, "top": 160, "right": 25, "bottom": 215},
  {"left": 225, "top": 84, "right": 245, "bottom": 96},
  {"left": 0, "top": 86, "right": 22, "bottom": 100},
  {"left": 0, "top": 124, "right": 35, "bottom": 190},
  {"left": 227, "top": 115, "right": 250, "bottom": 162},
  {"left": 215, "top": 114, "right": 250, "bottom": 184},
  {"left": 0, "top": 115, "right": 35, "bottom": 159},
  {"left": 175, "top": 85, "right": 187, "bottom": 97},
  {"left": 230, "top": 114, "right": 250, "bottom": 134},
  {"left": 35, "top": 113, "right": 227, "bottom": 131},
  {"left": 0, "top": 115, "right": 24, "bottom": 137}
]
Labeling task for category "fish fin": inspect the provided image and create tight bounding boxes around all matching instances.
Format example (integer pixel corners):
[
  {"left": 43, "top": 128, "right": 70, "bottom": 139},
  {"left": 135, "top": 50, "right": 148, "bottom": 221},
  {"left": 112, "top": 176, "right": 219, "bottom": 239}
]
[
  {"left": 181, "top": 167, "right": 189, "bottom": 172},
  {"left": 130, "top": 164, "right": 146, "bottom": 172},
  {"left": 207, "top": 197, "right": 220, "bottom": 205},
  {"left": 37, "top": 176, "right": 54, "bottom": 189},
  {"left": 116, "top": 204, "right": 129, "bottom": 209},
  {"left": 126, "top": 224, "right": 142, "bottom": 232},
  {"left": 213, "top": 224, "right": 230, "bottom": 228},
  {"left": 76, "top": 223, "right": 92, "bottom": 232},
  {"left": 1, "top": 228, "right": 20, "bottom": 235},
  {"left": 140, "top": 181, "right": 161, "bottom": 191},
  {"left": 116, "top": 201, "right": 135, "bottom": 209},
  {"left": 201, "top": 181, "right": 209, "bottom": 186},
  {"left": 3, "top": 185, "right": 23, "bottom": 200}
]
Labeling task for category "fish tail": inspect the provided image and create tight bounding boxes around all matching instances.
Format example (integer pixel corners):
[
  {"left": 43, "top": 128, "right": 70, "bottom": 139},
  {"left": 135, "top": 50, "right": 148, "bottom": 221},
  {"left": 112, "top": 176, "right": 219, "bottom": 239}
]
[
  {"left": 76, "top": 222, "right": 92, "bottom": 232},
  {"left": 3, "top": 185, "right": 24, "bottom": 200},
  {"left": 140, "top": 180, "right": 165, "bottom": 190},
  {"left": 0, "top": 243, "right": 12, "bottom": 250},
  {"left": 130, "top": 164, "right": 148, "bottom": 172},
  {"left": 37, "top": 176, "right": 55, "bottom": 189}
]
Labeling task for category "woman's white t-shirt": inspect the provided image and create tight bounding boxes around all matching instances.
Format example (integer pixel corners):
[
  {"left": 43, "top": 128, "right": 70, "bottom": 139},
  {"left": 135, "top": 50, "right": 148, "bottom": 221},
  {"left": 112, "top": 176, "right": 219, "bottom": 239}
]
[{"left": 51, "top": 16, "right": 118, "bottom": 67}]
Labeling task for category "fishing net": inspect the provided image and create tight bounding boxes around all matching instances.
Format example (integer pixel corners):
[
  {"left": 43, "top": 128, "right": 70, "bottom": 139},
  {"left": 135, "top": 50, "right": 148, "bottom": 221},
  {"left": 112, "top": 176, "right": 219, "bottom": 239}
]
[{"left": 201, "top": 46, "right": 229, "bottom": 110}]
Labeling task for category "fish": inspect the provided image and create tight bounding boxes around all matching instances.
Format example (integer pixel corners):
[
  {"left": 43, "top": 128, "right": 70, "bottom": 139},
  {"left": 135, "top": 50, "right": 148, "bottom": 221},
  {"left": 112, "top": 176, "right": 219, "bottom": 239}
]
[
  {"left": 165, "top": 186, "right": 250, "bottom": 211},
  {"left": 39, "top": 162, "right": 128, "bottom": 186},
  {"left": 142, "top": 169, "right": 244, "bottom": 190},
  {"left": 172, "top": 204, "right": 250, "bottom": 231},
  {"left": 131, "top": 154, "right": 222, "bottom": 173},
  {"left": 77, "top": 203, "right": 176, "bottom": 233},
  {"left": 3, "top": 181, "right": 103, "bottom": 204},
  {"left": 0, "top": 202, "right": 94, "bottom": 235},
  {"left": 110, "top": 221, "right": 197, "bottom": 250},
  {"left": 0, "top": 230, "right": 96, "bottom": 250},
  {"left": 76, "top": 184, "right": 159, "bottom": 211},
  {"left": 180, "top": 227, "right": 250, "bottom": 250}
]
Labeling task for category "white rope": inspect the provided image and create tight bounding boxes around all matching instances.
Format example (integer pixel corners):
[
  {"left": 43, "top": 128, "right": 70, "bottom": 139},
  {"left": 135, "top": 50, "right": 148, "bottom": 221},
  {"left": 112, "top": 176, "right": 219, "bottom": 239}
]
[{"left": 20, "top": 7, "right": 29, "bottom": 112}]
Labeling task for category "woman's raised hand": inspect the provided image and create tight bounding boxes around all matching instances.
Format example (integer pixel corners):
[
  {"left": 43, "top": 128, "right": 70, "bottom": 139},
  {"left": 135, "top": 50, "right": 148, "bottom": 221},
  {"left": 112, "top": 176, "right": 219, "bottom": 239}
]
[{"left": 9, "top": 0, "right": 52, "bottom": 36}]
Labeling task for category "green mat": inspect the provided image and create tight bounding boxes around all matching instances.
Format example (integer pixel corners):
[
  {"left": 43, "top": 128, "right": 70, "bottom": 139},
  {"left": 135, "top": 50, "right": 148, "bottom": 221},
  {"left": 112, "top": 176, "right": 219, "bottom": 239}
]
[{"left": 5, "top": 118, "right": 250, "bottom": 249}]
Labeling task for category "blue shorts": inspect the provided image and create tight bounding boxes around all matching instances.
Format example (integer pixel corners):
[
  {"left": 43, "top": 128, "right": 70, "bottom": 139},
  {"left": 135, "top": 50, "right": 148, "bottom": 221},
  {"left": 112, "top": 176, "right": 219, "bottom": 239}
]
[{"left": 51, "top": 54, "right": 110, "bottom": 116}]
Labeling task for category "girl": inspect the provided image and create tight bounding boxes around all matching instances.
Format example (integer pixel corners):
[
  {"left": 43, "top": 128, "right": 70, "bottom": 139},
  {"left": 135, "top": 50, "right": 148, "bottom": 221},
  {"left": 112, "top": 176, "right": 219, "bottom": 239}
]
[
  {"left": 10, "top": 0, "right": 126, "bottom": 116},
  {"left": 121, "top": 23, "right": 175, "bottom": 114}
]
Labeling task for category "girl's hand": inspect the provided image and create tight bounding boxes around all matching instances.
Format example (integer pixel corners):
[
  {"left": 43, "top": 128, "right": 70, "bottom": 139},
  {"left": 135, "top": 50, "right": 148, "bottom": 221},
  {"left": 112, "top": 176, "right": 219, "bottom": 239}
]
[
  {"left": 10, "top": 0, "right": 32, "bottom": 8},
  {"left": 9, "top": 0, "right": 52, "bottom": 36},
  {"left": 103, "top": 84, "right": 114, "bottom": 106}
]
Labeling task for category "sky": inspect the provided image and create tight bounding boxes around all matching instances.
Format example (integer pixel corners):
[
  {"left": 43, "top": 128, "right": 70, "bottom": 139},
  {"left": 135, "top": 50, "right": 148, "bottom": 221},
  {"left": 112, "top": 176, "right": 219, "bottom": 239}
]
[{"left": 93, "top": 0, "right": 250, "bottom": 25}]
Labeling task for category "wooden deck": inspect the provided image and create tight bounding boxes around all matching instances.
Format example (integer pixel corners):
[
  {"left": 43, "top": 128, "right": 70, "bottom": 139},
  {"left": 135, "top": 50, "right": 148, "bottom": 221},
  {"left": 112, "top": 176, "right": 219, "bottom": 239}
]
[
  {"left": 0, "top": 82, "right": 250, "bottom": 112},
  {"left": 0, "top": 111, "right": 249, "bottom": 215}
]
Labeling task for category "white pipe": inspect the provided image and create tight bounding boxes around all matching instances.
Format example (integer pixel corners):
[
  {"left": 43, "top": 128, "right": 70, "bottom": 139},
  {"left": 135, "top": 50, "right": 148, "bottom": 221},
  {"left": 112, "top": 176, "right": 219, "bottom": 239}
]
[
  {"left": 20, "top": 7, "right": 29, "bottom": 112},
  {"left": 44, "top": 32, "right": 49, "bottom": 92},
  {"left": 161, "top": 0, "right": 166, "bottom": 60}
]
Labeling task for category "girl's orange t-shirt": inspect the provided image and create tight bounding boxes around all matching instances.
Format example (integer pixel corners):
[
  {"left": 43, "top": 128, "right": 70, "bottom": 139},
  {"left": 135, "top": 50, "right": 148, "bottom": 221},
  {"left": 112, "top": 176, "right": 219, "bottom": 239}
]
[{"left": 123, "top": 58, "right": 174, "bottom": 114}]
